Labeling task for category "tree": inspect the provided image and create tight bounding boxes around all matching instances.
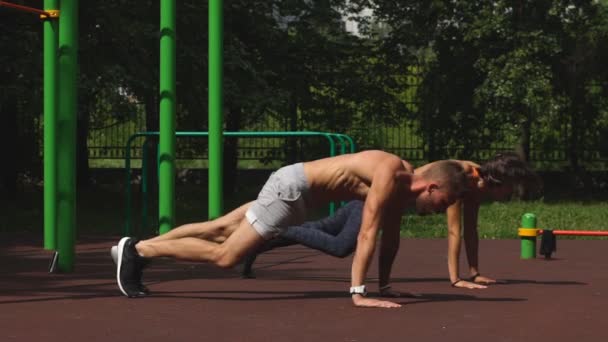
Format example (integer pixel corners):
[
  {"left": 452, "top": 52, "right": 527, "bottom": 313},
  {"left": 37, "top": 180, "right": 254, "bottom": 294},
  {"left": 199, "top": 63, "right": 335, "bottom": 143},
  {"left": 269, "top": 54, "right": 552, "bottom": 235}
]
[{"left": 352, "top": 0, "right": 608, "bottom": 168}]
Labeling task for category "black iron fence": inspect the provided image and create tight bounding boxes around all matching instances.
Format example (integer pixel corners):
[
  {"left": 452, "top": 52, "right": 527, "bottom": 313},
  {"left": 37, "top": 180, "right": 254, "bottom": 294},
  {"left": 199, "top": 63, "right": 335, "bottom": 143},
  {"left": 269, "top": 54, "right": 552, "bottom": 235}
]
[{"left": 82, "top": 109, "right": 607, "bottom": 170}]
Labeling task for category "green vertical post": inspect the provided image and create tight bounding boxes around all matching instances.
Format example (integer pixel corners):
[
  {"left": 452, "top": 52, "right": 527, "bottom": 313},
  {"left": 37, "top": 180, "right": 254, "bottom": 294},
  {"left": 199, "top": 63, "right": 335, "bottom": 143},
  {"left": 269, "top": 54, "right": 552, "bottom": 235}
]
[
  {"left": 520, "top": 213, "right": 537, "bottom": 259},
  {"left": 43, "top": 0, "right": 59, "bottom": 250},
  {"left": 56, "top": 0, "right": 78, "bottom": 272},
  {"left": 208, "top": 0, "right": 223, "bottom": 219},
  {"left": 158, "top": 0, "right": 177, "bottom": 234}
]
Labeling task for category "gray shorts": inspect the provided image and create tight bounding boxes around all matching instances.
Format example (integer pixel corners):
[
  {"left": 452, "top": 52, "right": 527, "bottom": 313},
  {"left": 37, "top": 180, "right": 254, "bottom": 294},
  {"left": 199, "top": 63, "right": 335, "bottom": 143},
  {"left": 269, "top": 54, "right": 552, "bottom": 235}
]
[{"left": 246, "top": 163, "right": 311, "bottom": 239}]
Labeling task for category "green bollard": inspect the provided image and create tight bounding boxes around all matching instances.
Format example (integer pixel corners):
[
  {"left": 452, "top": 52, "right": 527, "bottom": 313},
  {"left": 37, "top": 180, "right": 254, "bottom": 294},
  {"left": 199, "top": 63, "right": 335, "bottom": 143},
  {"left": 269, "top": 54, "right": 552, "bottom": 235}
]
[{"left": 519, "top": 213, "right": 538, "bottom": 259}]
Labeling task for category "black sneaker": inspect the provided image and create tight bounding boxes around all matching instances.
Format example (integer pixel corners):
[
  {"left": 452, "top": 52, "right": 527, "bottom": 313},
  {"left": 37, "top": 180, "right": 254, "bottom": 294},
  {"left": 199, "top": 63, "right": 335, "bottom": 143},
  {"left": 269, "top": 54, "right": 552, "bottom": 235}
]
[
  {"left": 116, "top": 237, "right": 148, "bottom": 298},
  {"left": 111, "top": 245, "right": 150, "bottom": 294}
]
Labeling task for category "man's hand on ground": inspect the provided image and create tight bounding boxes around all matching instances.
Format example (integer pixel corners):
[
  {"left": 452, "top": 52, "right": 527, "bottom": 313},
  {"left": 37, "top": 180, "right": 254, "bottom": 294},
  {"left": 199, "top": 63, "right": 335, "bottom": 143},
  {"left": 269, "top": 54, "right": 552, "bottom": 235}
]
[
  {"left": 472, "top": 275, "right": 496, "bottom": 285},
  {"left": 352, "top": 294, "right": 401, "bottom": 308},
  {"left": 452, "top": 279, "right": 488, "bottom": 289}
]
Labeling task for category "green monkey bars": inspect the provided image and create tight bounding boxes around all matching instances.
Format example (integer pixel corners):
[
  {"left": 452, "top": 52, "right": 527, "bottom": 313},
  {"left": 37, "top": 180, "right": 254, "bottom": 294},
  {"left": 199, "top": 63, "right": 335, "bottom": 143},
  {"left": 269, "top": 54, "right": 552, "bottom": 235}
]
[
  {"left": 13, "top": 0, "right": 351, "bottom": 271},
  {"left": 2, "top": 0, "right": 76, "bottom": 272},
  {"left": 123, "top": 131, "right": 356, "bottom": 236}
]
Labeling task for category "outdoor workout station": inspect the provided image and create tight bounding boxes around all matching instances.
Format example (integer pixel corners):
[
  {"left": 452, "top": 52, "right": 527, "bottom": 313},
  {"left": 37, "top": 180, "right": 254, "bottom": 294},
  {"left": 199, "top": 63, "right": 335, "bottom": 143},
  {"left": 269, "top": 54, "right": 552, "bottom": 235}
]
[
  {"left": 0, "top": 0, "right": 354, "bottom": 272},
  {"left": 2, "top": 1, "right": 607, "bottom": 341},
  {"left": 518, "top": 212, "right": 608, "bottom": 259}
]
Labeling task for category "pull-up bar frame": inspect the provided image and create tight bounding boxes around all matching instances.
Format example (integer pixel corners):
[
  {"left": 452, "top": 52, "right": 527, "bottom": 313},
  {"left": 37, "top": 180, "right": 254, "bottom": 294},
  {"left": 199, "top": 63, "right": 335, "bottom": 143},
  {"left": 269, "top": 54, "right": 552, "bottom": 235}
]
[
  {"left": 0, "top": 1, "right": 58, "bottom": 18},
  {"left": 123, "top": 131, "right": 356, "bottom": 236}
]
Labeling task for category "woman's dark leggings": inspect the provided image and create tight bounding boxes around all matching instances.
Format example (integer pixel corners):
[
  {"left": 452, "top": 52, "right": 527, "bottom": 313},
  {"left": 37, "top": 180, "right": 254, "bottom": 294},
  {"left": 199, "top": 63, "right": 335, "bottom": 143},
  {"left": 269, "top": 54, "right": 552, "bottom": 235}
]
[{"left": 241, "top": 200, "right": 363, "bottom": 277}]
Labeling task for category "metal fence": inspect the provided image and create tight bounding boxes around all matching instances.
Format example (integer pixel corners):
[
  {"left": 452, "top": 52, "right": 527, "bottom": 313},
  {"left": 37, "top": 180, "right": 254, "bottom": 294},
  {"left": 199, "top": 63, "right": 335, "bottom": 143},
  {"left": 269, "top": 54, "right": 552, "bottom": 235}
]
[
  {"left": 78, "top": 71, "right": 607, "bottom": 169},
  {"left": 83, "top": 109, "right": 607, "bottom": 170}
]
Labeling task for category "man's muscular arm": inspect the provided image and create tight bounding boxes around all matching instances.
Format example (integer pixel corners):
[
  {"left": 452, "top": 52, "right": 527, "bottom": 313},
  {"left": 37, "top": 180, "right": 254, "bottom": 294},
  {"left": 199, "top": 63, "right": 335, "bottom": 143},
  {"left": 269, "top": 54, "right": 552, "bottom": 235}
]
[
  {"left": 351, "top": 158, "right": 404, "bottom": 308},
  {"left": 462, "top": 197, "right": 496, "bottom": 285},
  {"left": 378, "top": 212, "right": 402, "bottom": 297}
]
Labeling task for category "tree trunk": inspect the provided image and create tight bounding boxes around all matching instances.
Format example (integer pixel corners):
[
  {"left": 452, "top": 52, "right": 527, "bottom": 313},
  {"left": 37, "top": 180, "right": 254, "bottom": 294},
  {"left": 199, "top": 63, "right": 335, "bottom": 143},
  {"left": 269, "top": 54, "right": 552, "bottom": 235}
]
[
  {"left": 223, "top": 105, "right": 241, "bottom": 195},
  {"left": 515, "top": 113, "right": 531, "bottom": 162},
  {"left": 514, "top": 112, "right": 532, "bottom": 199},
  {"left": 568, "top": 103, "right": 580, "bottom": 171},
  {"left": 76, "top": 114, "right": 90, "bottom": 187},
  {"left": 567, "top": 61, "right": 581, "bottom": 172},
  {"left": 286, "top": 91, "right": 299, "bottom": 164},
  {"left": 425, "top": 110, "right": 437, "bottom": 161},
  {"left": 144, "top": 92, "right": 159, "bottom": 196}
]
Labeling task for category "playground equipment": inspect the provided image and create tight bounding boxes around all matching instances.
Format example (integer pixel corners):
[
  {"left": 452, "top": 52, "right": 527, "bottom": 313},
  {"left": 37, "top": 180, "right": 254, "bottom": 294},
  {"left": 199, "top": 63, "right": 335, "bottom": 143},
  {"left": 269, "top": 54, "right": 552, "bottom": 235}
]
[
  {"left": 5, "top": 0, "right": 349, "bottom": 272},
  {"left": 518, "top": 213, "right": 608, "bottom": 259},
  {"left": 2, "top": 0, "right": 77, "bottom": 272},
  {"left": 3, "top": 0, "right": 209, "bottom": 272},
  {"left": 123, "top": 131, "right": 356, "bottom": 236},
  {"left": 0, "top": 1, "right": 59, "bottom": 18}
]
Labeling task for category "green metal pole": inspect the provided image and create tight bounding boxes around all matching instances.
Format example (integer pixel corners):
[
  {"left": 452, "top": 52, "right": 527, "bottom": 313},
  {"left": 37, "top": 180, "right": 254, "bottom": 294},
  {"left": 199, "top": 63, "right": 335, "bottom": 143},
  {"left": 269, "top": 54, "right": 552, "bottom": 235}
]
[
  {"left": 520, "top": 213, "right": 537, "bottom": 259},
  {"left": 336, "top": 133, "right": 356, "bottom": 153},
  {"left": 158, "top": 0, "right": 176, "bottom": 234},
  {"left": 43, "top": 0, "right": 59, "bottom": 250},
  {"left": 56, "top": 0, "right": 78, "bottom": 272},
  {"left": 208, "top": 0, "right": 223, "bottom": 219}
]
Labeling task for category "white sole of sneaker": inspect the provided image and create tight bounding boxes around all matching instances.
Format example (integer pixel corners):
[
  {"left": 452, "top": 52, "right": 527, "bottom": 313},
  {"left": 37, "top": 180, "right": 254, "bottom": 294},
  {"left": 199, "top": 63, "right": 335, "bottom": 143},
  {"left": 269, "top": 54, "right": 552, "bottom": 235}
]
[
  {"left": 116, "top": 237, "right": 130, "bottom": 297},
  {"left": 110, "top": 245, "right": 118, "bottom": 265}
]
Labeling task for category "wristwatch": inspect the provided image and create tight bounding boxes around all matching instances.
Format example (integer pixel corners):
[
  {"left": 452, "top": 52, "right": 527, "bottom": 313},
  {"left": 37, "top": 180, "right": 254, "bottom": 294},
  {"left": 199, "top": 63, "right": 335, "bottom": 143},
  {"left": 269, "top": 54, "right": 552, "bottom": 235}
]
[{"left": 349, "top": 285, "right": 367, "bottom": 296}]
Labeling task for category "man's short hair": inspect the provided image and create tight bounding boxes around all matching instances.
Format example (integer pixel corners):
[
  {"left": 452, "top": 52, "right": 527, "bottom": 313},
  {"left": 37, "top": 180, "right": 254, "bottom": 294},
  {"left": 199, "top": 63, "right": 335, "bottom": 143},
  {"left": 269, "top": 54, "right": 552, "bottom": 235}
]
[{"left": 419, "top": 160, "right": 469, "bottom": 198}]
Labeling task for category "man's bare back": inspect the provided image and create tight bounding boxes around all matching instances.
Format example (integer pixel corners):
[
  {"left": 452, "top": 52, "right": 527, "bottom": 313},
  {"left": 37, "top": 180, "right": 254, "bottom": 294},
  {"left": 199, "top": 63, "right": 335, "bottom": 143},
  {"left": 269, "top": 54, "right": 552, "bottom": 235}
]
[{"left": 303, "top": 150, "right": 412, "bottom": 205}]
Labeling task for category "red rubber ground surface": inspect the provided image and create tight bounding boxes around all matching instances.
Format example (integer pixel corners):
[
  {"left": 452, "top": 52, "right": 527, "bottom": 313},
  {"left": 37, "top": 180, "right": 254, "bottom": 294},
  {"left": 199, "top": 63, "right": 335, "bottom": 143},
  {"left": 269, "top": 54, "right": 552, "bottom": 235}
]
[{"left": 1, "top": 235, "right": 607, "bottom": 341}]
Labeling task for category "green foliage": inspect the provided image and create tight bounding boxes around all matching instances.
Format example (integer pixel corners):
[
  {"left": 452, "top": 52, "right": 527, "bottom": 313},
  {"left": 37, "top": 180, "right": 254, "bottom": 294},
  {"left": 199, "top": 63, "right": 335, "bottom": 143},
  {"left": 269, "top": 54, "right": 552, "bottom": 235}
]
[
  {"left": 350, "top": 0, "right": 608, "bottom": 165},
  {"left": 2, "top": 0, "right": 608, "bottom": 182}
]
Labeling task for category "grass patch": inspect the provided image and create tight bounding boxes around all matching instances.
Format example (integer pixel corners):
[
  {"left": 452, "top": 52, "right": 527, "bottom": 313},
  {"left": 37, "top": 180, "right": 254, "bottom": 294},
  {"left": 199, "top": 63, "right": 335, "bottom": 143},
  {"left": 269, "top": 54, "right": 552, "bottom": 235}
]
[
  {"left": 401, "top": 200, "right": 608, "bottom": 239},
  {"left": 2, "top": 183, "right": 608, "bottom": 241}
]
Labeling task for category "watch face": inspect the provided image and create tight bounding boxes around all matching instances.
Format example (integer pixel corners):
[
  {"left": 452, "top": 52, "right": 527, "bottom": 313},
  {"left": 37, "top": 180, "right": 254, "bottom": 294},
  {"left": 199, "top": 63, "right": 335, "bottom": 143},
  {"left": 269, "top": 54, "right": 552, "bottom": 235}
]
[{"left": 350, "top": 285, "right": 366, "bottom": 294}]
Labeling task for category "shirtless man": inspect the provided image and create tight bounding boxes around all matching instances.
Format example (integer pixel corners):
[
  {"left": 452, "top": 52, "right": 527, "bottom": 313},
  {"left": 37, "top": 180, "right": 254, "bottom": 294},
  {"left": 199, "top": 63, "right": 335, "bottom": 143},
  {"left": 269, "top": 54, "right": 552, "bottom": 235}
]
[
  {"left": 238, "top": 152, "right": 537, "bottom": 292},
  {"left": 115, "top": 150, "right": 468, "bottom": 308}
]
